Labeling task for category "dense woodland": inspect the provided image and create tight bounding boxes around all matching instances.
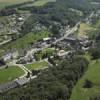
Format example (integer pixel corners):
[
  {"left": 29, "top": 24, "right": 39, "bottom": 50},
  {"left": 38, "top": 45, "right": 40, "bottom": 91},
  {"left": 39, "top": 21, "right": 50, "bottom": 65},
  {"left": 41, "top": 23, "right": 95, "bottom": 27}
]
[
  {"left": 0, "top": 56, "right": 89, "bottom": 100},
  {"left": 0, "top": 0, "right": 93, "bottom": 35}
]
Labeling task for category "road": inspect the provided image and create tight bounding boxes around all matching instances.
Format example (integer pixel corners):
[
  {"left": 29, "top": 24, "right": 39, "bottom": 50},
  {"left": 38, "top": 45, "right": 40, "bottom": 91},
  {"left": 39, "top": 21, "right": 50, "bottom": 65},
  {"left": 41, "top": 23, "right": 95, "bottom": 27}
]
[
  {"left": 0, "top": 39, "right": 12, "bottom": 46},
  {"left": 54, "top": 22, "right": 80, "bottom": 44},
  {"left": 6, "top": 22, "right": 80, "bottom": 84},
  {"left": 18, "top": 22, "right": 80, "bottom": 61}
]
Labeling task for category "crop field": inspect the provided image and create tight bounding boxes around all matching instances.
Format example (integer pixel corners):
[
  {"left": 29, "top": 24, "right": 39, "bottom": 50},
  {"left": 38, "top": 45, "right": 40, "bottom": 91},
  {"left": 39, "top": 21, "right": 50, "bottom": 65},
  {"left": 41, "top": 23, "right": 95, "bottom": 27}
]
[
  {"left": 70, "top": 60, "right": 100, "bottom": 100},
  {"left": 33, "top": 0, "right": 56, "bottom": 6},
  {"left": 0, "top": 66, "right": 24, "bottom": 84},
  {"left": 25, "top": 61, "right": 48, "bottom": 70},
  {"left": 0, "top": 0, "right": 31, "bottom": 9}
]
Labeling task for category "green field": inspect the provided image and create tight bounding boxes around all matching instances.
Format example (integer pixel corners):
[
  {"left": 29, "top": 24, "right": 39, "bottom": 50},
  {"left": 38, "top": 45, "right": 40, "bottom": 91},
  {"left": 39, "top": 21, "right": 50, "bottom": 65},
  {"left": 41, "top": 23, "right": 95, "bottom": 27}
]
[
  {"left": 33, "top": 0, "right": 56, "bottom": 6},
  {"left": 0, "top": 0, "right": 31, "bottom": 9},
  {"left": 0, "top": 0, "right": 56, "bottom": 9},
  {"left": 25, "top": 61, "right": 48, "bottom": 70},
  {"left": 0, "top": 66, "right": 24, "bottom": 84},
  {"left": 77, "top": 23, "right": 94, "bottom": 38},
  {"left": 78, "top": 19, "right": 100, "bottom": 39},
  {"left": 34, "top": 48, "right": 55, "bottom": 60},
  {"left": 70, "top": 60, "right": 100, "bottom": 100},
  {"left": 1, "top": 30, "right": 49, "bottom": 50}
]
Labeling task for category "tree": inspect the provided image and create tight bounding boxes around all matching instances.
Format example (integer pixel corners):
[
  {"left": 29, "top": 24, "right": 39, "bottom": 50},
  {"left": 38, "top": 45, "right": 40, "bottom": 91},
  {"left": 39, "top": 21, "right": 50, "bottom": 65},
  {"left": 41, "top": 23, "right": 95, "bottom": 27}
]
[
  {"left": 89, "top": 48, "right": 100, "bottom": 61},
  {"left": 83, "top": 79, "right": 93, "bottom": 88}
]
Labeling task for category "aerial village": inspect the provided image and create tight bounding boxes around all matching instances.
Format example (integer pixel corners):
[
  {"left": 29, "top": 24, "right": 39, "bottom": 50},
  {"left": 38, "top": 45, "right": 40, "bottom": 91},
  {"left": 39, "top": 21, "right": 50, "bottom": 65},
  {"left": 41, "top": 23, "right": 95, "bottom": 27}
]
[{"left": 0, "top": 7, "right": 100, "bottom": 93}]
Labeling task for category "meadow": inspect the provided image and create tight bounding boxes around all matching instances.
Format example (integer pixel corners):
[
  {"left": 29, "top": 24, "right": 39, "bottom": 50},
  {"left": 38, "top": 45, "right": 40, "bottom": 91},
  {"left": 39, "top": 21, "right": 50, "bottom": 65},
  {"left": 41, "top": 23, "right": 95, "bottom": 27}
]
[
  {"left": 0, "top": 0, "right": 31, "bottom": 9},
  {"left": 33, "top": 0, "right": 56, "bottom": 6},
  {"left": 0, "top": 0, "right": 56, "bottom": 9},
  {"left": 70, "top": 59, "right": 100, "bottom": 100},
  {"left": 77, "top": 23, "right": 94, "bottom": 38}
]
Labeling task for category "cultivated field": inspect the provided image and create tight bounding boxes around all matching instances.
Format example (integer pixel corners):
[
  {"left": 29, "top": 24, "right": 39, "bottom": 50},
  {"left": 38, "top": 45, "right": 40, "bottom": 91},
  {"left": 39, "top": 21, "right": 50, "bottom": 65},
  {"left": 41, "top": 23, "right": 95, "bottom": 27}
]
[{"left": 0, "top": 66, "right": 24, "bottom": 84}]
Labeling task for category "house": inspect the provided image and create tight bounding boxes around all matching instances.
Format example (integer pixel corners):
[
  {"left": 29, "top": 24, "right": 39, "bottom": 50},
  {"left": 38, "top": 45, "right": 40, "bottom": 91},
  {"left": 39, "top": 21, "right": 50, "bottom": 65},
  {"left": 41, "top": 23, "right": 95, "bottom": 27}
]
[
  {"left": 0, "top": 78, "right": 30, "bottom": 93},
  {"left": 2, "top": 53, "right": 12, "bottom": 61}
]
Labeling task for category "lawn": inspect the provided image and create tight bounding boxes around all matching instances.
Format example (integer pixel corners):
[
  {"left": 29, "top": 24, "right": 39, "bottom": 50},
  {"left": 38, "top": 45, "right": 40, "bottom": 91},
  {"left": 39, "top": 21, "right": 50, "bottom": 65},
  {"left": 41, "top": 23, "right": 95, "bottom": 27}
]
[
  {"left": 70, "top": 60, "right": 100, "bottom": 100},
  {"left": 34, "top": 48, "right": 55, "bottom": 60},
  {"left": 0, "top": 66, "right": 24, "bottom": 84},
  {"left": 42, "top": 48, "right": 55, "bottom": 54},
  {"left": 33, "top": 0, "right": 56, "bottom": 6},
  {"left": 25, "top": 61, "right": 48, "bottom": 70},
  {"left": 0, "top": 0, "right": 31, "bottom": 9}
]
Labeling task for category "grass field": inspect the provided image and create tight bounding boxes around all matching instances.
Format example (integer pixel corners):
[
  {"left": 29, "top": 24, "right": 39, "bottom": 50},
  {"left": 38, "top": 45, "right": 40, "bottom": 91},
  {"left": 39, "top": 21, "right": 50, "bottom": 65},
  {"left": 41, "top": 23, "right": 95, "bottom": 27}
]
[
  {"left": 0, "top": 0, "right": 56, "bottom": 9},
  {"left": 70, "top": 60, "right": 100, "bottom": 100},
  {"left": 34, "top": 48, "right": 55, "bottom": 60},
  {"left": 0, "top": 0, "right": 31, "bottom": 9},
  {"left": 78, "top": 23, "right": 94, "bottom": 38},
  {"left": 0, "top": 66, "right": 24, "bottom": 84},
  {"left": 78, "top": 19, "right": 100, "bottom": 39},
  {"left": 25, "top": 61, "right": 48, "bottom": 70},
  {"left": 33, "top": 0, "right": 56, "bottom": 6},
  {"left": 2, "top": 30, "right": 50, "bottom": 50}
]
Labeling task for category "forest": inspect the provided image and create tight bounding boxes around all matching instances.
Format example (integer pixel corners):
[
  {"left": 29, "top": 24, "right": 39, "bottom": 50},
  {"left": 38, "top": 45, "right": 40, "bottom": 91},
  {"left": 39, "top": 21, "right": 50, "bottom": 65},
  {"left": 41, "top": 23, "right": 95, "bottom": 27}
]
[{"left": 0, "top": 56, "right": 89, "bottom": 100}]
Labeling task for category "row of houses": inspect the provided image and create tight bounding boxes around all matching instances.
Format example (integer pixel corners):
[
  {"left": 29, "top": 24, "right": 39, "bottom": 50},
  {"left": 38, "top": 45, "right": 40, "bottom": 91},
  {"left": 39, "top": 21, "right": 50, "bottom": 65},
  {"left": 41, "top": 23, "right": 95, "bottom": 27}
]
[{"left": 0, "top": 77, "right": 31, "bottom": 93}]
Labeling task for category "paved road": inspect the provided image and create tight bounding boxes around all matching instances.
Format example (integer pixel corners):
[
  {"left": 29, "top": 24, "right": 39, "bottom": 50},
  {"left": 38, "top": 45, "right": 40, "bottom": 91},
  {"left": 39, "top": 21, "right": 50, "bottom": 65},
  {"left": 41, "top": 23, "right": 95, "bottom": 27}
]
[
  {"left": 0, "top": 39, "right": 12, "bottom": 46},
  {"left": 54, "top": 22, "right": 80, "bottom": 44}
]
